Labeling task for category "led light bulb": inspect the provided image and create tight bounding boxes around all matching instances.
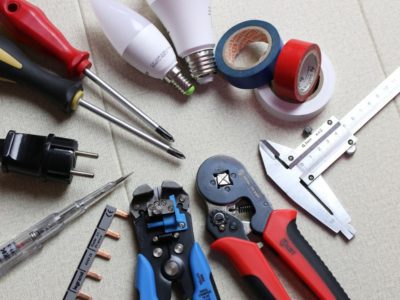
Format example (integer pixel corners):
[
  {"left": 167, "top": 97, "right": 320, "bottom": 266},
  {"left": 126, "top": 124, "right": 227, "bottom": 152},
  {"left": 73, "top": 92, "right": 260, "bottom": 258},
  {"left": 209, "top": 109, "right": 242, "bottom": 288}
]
[
  {"left": 146, "top": 0, "right": 216, "bottom": 84},
  {"left": 90, "top": 0, "right": 195, "bottom": 96}
]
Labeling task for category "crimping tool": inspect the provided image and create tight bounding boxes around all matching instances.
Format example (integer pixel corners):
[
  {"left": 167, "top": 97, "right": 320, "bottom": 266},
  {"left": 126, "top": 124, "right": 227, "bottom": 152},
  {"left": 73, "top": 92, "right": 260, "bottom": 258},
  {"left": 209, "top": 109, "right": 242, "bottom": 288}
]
[
  {"left": 196, "top": 155, "right": 349, "bottom": 300},
  {"left": 130, "top": 181, "right": 220, "bottom": 300}
]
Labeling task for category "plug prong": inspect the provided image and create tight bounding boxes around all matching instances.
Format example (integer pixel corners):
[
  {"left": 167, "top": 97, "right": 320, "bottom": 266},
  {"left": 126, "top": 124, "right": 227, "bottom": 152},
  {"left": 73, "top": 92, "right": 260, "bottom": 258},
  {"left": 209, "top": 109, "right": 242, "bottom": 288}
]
[
  {"left": 75, "top": 150, "right": 99, "bottom": 159},
  {"left": 70, "top": 170, "right": 95, "bottom": 178}
]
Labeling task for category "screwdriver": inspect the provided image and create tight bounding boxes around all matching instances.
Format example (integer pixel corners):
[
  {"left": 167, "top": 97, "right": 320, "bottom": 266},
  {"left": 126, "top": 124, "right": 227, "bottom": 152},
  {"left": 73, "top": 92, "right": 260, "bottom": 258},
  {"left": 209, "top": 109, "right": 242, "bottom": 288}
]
[
  {"left": 0, "top": 173, "right": 131, "bottom": 278},
  {"left": 0, "top": 0, "right": 174, "bottom": 142},
  {"left": 0, "top": 35, "right": 185, "bottom": 159}
]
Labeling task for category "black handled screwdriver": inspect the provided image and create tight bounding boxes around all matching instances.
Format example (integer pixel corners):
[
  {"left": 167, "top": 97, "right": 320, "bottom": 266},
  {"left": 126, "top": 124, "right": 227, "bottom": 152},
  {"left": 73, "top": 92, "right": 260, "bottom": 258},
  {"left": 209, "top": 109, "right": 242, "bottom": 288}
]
[
  {"left": 0, "top": 0, "right": 174, "bottom": 142},
  {"left": 0, "top": 35, "right": 185, "bottom": 159}
]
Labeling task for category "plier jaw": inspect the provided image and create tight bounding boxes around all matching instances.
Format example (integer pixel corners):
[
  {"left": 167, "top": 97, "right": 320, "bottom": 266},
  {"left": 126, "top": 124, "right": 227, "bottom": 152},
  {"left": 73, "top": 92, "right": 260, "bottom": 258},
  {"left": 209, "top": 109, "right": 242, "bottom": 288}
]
[
  {"left": 130, "top": 181, "right": 220, "bottom": 300},
  {"left": 259, "top": 137, "right": 356, "bottom": 240}
]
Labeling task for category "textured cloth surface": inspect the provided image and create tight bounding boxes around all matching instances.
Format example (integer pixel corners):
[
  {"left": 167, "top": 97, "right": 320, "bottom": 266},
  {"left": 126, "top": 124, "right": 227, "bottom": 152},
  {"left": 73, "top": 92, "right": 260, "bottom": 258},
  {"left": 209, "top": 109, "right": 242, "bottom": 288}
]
[{"left": 0, "top": 0, "right": 399, "bottom": 299}]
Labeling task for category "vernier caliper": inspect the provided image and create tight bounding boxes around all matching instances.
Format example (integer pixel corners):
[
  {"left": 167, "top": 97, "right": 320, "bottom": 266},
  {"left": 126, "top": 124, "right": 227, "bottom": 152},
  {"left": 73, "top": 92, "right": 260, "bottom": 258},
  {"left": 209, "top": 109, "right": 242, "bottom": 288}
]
[{"left": 259, "top": 67, "right": 400, "bottom": 240}]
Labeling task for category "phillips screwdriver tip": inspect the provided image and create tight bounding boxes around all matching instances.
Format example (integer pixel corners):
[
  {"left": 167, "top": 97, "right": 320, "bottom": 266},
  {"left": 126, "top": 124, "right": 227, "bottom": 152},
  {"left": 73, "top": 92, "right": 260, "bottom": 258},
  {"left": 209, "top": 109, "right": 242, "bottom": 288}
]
[
  {"left": 156, "top": 126, "right": 175, "bottom": 142},
  {"left": 167, "top": 147, "right": 186, "bottom": 159}
]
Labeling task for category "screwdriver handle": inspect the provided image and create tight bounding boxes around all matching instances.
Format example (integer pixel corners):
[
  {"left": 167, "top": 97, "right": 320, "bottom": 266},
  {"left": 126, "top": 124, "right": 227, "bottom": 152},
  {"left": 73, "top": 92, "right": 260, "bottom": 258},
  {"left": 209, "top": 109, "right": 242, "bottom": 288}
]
[
  {"left": 0, "top": 0, "right": 91, "bottom": 78},
  {"left": 0, "top": 35, "right": 83, "bottom": 112}
]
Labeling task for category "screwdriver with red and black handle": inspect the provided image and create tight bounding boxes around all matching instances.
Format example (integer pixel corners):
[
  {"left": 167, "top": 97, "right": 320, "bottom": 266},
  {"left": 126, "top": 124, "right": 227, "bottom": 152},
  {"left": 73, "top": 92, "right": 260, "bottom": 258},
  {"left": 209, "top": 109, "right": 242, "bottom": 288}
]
[
  {"left": 0, "top": 0, "right": 174, "bottom": 142},
  {"left": 0, "top": 35, "right": 185, "bottom": 159}
]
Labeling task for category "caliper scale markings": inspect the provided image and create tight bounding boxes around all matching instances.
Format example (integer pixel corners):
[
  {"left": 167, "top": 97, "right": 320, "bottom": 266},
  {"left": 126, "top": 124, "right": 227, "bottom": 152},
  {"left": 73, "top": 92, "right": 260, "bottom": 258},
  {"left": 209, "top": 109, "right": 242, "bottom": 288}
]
[{"left": 259, "top": 67, "right": 400, "bottom": 239}]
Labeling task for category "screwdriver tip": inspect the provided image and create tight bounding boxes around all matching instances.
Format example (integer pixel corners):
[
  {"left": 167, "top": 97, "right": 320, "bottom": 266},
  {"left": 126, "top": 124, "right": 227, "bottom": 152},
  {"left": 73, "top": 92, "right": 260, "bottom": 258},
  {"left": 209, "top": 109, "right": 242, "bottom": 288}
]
[
  {"left": 156, "top": 126, "right": 175, "bottom": 142},
  {"left": 167, "top": 147, "right": 186, "bottom": 159}
]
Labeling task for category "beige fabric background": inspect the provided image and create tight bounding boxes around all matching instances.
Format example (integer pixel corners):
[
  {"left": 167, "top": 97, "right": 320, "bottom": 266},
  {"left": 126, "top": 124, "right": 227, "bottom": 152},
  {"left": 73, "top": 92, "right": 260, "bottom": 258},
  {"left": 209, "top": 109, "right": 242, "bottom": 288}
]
[{"left": 0, "top": 0, "right": 399, "bottom": 299}]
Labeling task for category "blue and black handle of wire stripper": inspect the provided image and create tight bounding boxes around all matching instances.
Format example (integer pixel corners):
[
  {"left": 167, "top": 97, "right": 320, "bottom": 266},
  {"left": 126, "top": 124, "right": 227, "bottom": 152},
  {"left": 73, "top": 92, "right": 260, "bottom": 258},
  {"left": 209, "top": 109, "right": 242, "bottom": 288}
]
[{"left": 135, "top": 242, "right": 219, "bottom": 300}]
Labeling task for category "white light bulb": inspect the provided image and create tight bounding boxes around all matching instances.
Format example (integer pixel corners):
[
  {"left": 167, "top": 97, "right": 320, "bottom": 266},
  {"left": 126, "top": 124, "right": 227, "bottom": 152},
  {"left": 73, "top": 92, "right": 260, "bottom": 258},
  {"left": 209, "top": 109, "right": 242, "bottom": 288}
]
[
  {"left": 90, "top": 0, "right": 195, "bottom": 95},
  {"left": 146, "top": 0, "right": 216, "bottom": 84}
]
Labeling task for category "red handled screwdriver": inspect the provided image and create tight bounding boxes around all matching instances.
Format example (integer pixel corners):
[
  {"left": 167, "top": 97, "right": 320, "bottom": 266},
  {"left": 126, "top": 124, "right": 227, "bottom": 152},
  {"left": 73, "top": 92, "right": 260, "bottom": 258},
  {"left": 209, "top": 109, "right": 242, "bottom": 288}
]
[
  {"left": 0, "top": 0, "right": 174, "bottom": 142},
  {"left": 0, "top": 35, "right": 185, "bottom": 159}
]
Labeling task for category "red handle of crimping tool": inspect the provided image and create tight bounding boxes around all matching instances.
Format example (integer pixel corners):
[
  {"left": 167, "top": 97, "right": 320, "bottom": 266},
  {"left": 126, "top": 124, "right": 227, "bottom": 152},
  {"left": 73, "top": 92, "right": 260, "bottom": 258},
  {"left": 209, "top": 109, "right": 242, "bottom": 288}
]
[
  {"left": 263, "top": 209, "right": 350, "bottom": 300},
  {"left": 0, "top": 0, "right": 91, "bottom": 77},
  {"left": 211, "top": 238, "right": 290, "bottom": 300}
]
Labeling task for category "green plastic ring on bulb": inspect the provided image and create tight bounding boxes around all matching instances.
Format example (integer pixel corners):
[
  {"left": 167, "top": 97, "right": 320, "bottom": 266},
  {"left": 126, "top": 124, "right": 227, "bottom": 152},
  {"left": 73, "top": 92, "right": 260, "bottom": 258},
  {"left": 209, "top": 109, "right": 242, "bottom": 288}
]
[{"left": 185, "top": 85, "right": 196, "bottom": 96}]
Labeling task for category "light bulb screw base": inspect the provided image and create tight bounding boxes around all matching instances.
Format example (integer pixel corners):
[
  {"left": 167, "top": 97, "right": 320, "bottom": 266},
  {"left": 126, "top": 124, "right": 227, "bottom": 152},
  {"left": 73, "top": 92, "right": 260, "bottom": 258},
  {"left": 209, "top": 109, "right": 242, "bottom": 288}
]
[
  {"left": 164, "top": 65, "right": 195, "bottom": 96},
  {"left": 185, "top": 49, "right": 216, "bottom": 84}
]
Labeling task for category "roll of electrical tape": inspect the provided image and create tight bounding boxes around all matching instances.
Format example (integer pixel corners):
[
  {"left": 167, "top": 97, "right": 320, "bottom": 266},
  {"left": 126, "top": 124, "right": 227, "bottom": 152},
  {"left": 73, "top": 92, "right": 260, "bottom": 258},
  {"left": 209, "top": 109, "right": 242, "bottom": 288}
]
[
  {"left": 215, "top": 20, "right": 283, "bottom": 89},
  {"left": 274, "top": 39, "right": 322, "bottom": 102},
  {"left": 255, "top": 52, "right": 335, "bottom": 122}
]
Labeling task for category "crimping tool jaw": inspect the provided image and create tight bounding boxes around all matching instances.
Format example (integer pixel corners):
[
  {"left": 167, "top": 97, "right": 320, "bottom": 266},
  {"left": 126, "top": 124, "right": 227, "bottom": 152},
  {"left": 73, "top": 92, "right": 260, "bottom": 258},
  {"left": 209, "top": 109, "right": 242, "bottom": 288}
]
[
  {"left": 131, "top": 181, "right": 190, "bottom": 216},
  {"left": 206, "top": 208, "right": 249, "bottom": 240},
  {"left": 130, "top": 182, "right": 190, "bottom": 233},
  {"left": 205, "top": 197, "right": 256, "bottom": 240},
  {"left": 146, "top": 194, "right": 188, "bottom": 233},
  {"left": 196, "top": 155, "right": 273, "bottom": 234}
]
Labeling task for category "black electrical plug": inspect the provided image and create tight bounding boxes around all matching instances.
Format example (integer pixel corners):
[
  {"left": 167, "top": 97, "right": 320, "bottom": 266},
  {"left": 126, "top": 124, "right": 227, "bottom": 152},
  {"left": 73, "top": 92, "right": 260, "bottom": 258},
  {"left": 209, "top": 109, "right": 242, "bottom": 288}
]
[{"left": 0, "top": 130, "right": 98, "bottom": 184}]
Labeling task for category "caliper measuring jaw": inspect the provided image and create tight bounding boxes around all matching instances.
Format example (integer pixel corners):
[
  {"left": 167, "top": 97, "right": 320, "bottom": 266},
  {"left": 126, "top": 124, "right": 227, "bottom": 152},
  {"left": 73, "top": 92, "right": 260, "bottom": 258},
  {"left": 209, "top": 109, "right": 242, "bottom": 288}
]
[
  {"left": 259, "top": 125, "right": 356, "bottom": 240},
  {"left": 259, "top": 66, "right": 400, "bottom": 240}
]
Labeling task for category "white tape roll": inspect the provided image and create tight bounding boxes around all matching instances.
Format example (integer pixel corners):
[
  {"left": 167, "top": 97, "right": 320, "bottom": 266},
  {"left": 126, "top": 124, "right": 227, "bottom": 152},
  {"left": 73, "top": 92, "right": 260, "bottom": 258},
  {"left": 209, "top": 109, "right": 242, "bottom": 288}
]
[{"left": 254, "top": 52, "right": 335, "bottom": 122}]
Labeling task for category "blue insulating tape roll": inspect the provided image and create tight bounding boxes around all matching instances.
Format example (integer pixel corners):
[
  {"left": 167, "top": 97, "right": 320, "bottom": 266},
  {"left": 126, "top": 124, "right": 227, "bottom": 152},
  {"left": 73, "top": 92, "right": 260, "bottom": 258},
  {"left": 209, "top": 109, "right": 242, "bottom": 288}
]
[{"left": 215, "top": 20, "right": 283, "bottom": 89}]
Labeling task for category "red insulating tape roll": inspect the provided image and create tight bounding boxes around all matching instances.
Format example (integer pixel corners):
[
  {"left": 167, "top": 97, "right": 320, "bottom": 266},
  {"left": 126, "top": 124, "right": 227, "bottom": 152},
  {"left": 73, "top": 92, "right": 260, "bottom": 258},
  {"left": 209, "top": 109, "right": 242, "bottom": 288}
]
[{"left": 273, "top": 39, "right": 322, "bottom": 102}]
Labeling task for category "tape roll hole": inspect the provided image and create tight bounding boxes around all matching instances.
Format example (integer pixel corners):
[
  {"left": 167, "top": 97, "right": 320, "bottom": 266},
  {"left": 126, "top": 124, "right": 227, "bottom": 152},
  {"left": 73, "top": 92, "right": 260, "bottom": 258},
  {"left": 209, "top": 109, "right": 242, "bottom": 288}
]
[
  {"left": 7, "top": 3, "right": 19, "bottom": 12},
  {"left": 223, "top": 27, "right": 271, "bottom": 70},
  {"left": 298, "top": 50, "right": 320, "bottom": 96},
  {"left": 273, "top": 68, "right": 324, "bottom": 103}
]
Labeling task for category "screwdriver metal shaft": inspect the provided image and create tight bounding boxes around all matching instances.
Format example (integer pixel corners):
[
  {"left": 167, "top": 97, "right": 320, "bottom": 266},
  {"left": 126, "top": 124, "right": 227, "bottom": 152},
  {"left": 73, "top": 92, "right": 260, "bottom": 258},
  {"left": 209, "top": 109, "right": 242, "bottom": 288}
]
[
  {"left": 79, "top": 99, "right": 185, "bottom": 159},
  {"left": 84, "top": 69, "right": 174, "bottom": 142},
  {"left": 0, "top": 34, "right": 184, "bottom": 160},
  {"left": 0, "top": 0, "right": 174, "bottom": 142}
]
